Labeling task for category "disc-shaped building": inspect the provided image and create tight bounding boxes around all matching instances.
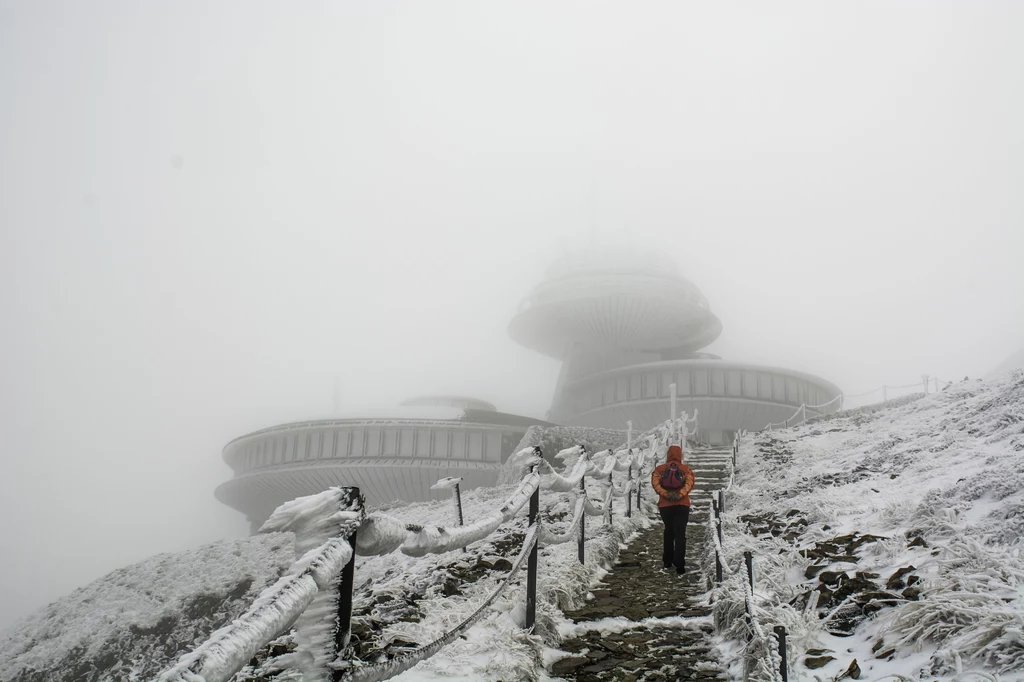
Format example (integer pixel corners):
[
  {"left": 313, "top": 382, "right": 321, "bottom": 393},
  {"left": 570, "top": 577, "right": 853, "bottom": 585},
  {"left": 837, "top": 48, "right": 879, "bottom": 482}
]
[
  {"left": 216, "top": 396, "right": 550, "bottom": 531},
  {"left": 216, "top": 249, "right": 841, "bottom": 528},
  {"left": 508, "top": 249, "right": 841, "bottom": 443}
]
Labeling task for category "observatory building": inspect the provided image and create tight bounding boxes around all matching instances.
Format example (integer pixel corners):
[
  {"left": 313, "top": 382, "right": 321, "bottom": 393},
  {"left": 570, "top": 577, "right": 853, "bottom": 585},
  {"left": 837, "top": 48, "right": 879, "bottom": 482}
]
[
  {"left": 507, "top": 249, "right": 841, "bottom": 443},
  {"left": 216, "top": 396, "right": 551, "bottom": 531},
  {"left": 216, "top": 248, "right": 840, "bottom": 528}
]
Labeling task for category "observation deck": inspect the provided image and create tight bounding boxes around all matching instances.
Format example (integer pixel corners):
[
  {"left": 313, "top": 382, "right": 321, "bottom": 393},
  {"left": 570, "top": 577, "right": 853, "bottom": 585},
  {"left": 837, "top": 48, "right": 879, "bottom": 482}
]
[
  {"left": 216, "top": 400, "right": 551, "bottom": 531},
  {"left": 508, "top": 259, "right": 722, "bottom": 358},
  {"left": 508, "top": 248, "right": 842, "bottom": 441}
]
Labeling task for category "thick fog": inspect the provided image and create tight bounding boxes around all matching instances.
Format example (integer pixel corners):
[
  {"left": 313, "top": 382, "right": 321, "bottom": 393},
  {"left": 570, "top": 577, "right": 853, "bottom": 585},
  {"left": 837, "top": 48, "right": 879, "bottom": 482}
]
[{"left": 1, "top": 1, "right": 1022, "bottom": 630}]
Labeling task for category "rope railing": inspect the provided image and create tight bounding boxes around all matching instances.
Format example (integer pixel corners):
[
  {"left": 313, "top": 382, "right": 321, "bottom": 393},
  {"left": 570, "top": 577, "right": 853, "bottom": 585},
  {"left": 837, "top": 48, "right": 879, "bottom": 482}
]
[
  {"left": 341, "top": 522, "right": 541, "bottom": 682},
  {"left": 538, "top": 496, "right": 587, "bottom": 545},
  {"left": 159, "top": 408, "right": 702, "bottom": 682},
  {"left": 841, "top": 374, "right": 952, "bottom": 410},
  {"left": 805, "top": 394, "right": 843, "bottom": 410},
  {"left": 758, "top": 374, "right": 952, "bottom": 433},
  {"left": 754, "top": 374, "right": 958, "bottom": 434},
  {"left": 159, "top": 491, "right": 364, "bottom": 682},
  {"left": 709, "top": 434, "right": 789, "bottom": 682}
]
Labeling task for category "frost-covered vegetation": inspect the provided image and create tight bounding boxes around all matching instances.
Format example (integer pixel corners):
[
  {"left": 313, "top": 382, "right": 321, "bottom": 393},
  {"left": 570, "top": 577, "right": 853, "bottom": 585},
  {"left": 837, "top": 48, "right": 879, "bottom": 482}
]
[
  {"left": 714, "top": 371, "right": 1024, "bottom": 682},
  {"left": 497, "top": 425, "right": 628, "bottom": 485},
  {"left": 0, "top": 534, "right": 294, "bottom": 682},
  {"left": 0, "top": 443, "right": 656, "bottom": 682}
]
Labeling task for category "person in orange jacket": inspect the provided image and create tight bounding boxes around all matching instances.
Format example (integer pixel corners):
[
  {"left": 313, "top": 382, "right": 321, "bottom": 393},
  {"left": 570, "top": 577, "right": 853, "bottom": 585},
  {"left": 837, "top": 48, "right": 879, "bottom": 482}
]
[{"left": 650, "top": 444, "right": 696, "bottom": 574}]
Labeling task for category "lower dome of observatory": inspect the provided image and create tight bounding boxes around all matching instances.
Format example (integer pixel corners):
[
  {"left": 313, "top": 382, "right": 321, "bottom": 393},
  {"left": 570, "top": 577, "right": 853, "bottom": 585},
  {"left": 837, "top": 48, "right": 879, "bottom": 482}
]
[{"left": 216, "top": 397, "right": 551, "bottom": 532}]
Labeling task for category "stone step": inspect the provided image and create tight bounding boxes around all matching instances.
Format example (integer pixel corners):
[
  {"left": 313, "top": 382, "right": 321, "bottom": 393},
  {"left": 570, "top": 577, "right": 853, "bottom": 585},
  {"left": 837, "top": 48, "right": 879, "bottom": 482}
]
[{"left": 552, "top": 523, "right": 728, "bottom": 681}]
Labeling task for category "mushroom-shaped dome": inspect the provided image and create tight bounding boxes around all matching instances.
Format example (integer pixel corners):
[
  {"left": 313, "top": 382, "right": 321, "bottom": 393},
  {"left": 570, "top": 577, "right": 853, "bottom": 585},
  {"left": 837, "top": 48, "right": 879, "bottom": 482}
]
[
  {"left": 400, "top": 395, "right": 498, "bottom": 412},
  {"left": 508, "top": 249, "right": 722, "bottom": 359}
]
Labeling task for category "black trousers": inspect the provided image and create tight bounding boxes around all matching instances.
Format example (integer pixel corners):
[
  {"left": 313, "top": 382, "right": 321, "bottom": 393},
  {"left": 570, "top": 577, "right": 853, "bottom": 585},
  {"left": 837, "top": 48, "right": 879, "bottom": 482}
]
[{"left": 659, "top": 505, "right": 690, "bottom": 569}]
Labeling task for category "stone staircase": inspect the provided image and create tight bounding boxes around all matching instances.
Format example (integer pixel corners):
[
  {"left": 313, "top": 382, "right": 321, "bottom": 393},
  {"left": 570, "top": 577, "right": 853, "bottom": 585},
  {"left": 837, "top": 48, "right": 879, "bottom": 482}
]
[
  {"left": 546, "top": 446, "right": 733, "bottom": 682},
  {"left": 686, "top": 446, "right": 733, "bottom": 524}
]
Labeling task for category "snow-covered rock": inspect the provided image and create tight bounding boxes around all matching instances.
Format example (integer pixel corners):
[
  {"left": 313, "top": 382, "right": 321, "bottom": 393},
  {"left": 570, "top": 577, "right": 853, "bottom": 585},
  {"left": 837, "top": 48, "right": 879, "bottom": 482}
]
[
  {"left": 497, "top": 425, "right": 627, "bottom": 485},
  {"left": 0, "top": 534, "right": 294, "bottom": 682},
  {"left": 717, "top": 371, "right": 1024, "bottom": 682}
]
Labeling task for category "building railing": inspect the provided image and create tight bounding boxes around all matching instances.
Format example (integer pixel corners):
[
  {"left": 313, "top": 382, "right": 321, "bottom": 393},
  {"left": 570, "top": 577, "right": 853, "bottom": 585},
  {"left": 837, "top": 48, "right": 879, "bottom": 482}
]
[
  {"left": 160, "top": 410, "right": 701, "bottom": 682},
  {"left": 556, "top": 361, "right": 842, "bottom": 424},
  {"left": 759, "top": 374, "right": 954, "bottom": 432},
  {"left": 706, "top": 432, "right": 789, "bottom": 682}
]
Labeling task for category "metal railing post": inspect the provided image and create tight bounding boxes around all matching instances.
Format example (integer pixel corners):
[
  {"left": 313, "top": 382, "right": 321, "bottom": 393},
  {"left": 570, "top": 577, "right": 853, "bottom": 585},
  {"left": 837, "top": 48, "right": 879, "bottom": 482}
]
[
  {"left": 333, "top": 487, "right": 361, "bottom": 678},
  {"left": 454, "top": 482, "right": 464, "bottom": 527},
  {"left": 774, "top": 625, "right": 789, "bottom": 682},
  {"left": 335, "top": 531, "right": 357, "bottom": 657},
  {"left": 578, "top": 475, "right": 586, "bottom": 564},
  {"left": 525, "top": 474, "right": 540, "bottom": 630},
  {"left": 670, "top": 383, "right": 677, "bottom": 444},
  {"left": 744, "top": 551, "right": 754, "bottom": 593},
  {"left": 713, "top": 499, "right": 723, "bottom": 584},
  {"left": 626, "top": 462, "right": 632, "bottom": 518},
  {"left": 607, "top": 471, "right": 613, "bottom": 524},
  {"left": 718, "top": 489, "right": 725, "bottom": 514}
]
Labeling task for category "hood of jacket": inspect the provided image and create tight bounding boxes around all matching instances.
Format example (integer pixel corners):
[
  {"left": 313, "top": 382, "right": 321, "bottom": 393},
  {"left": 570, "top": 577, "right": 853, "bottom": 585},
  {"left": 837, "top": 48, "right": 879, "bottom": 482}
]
[{"left": 666, "top": 444, "right": 683, "bottom": 464}]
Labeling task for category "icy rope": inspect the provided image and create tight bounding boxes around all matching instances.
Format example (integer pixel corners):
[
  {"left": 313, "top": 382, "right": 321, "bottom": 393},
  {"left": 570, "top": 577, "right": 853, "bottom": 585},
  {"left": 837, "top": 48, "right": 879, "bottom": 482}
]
[
  {"left": 706, "top": 493, "right": 782, "bottom": 682},
  {"left": 539, "top": 496, "right": 587, "bottom": 545},
  {"left": 581, "top": 483, "right": 614, "bottom": 517},
  {"left": 158, "top": 535, "right": 355, "bottom": 682},
  {"left": 805, "top": 394, "right": 843, "bottom": 410},
  {"left": 609, "top": 475, "right": 634, "bottom": 498},
  {"left": 339, "top": 522, "right": 541, "bottom": 682},
  {"left": 705, "top": 502, "right": 735, "bottom": 578},
  {"left": 536, "top": 451, "right": 591, "bottom": 493},
  {"left": 400, "top": 471, "right": 541, "bottom": 557},
  {"left": 588, "top": 452, "right": 617, "bottom": 478},
  {"left": 739, "top": 559, "right": 784, "bottom": 682}
]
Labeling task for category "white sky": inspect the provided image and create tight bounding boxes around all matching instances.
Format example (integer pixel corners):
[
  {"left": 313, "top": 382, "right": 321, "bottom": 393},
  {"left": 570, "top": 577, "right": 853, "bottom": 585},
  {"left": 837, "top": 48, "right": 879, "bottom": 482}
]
[{"left": 1, "top": 1, "right": 1022, "bottom": 630}]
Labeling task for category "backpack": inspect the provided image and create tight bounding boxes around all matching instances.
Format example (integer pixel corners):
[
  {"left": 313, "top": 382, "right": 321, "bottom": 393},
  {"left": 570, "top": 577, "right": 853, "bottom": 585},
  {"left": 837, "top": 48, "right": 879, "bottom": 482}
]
[{"left": 660, "top": 463, "right": 684, "bottom": 491}]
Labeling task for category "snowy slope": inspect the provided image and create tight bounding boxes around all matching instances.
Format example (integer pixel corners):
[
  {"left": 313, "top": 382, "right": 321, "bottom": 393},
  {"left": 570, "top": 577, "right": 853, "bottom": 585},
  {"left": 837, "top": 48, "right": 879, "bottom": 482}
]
[
  {"left": 0, "top": 456, "right": 654, "bottom": 682},
  {"left": 719, "top": 371, "right": 1024, "bottom": 681},
  {"left": 497, "top": 425, "right": 627, "bottom": 486},
  {"left": 989, "top": 346, "right": 1024, "bottom": 379},
  {"left": 0, "top": 533, "right": 295, "bottom": 682}
]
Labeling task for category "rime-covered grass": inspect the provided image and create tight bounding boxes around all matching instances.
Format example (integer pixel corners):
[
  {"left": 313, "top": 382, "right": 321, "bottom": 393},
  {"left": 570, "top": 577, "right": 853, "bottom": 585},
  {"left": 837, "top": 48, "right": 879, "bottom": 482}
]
[
  {"left": 0, "top": 414, "right": 683, "bottom": 682},
  {"left": 716, "top": 371, "right": 1024, "bottom": 682},
  {"left": 0, "top": 465, "right": 650, "bottom": 682},
  {"left": 0, "top": 534, "right": 295, "bottom": 682}
]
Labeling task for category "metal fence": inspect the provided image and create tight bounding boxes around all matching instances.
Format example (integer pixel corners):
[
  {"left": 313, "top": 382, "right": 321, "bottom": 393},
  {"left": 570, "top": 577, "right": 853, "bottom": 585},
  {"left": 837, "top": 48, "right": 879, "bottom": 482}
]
[{"left": 158, "top": 409, "right": 699, "bottom": 682}]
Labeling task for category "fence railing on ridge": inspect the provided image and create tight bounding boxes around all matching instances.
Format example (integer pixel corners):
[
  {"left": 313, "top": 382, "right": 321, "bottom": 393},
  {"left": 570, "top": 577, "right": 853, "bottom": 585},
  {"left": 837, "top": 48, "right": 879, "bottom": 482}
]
[
  {"left": 706, "top": 431, "right": 790, "bottom": 682},
  {"left": 761, "top": 373, "right": 955, "bottom": 433},
  {"left": 158, "top": 409, "right": 702, "bottom": 682}
]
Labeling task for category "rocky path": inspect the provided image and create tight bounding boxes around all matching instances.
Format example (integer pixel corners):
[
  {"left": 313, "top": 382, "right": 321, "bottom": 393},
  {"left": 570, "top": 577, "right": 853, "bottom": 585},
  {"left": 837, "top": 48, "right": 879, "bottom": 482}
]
[{"left": 547, "top": 447, "right": 733, "bottom": 682}]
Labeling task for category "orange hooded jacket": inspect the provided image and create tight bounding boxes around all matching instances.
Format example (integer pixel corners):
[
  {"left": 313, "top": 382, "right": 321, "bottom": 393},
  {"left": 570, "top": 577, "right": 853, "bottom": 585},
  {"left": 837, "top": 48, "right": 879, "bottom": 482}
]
[{"left": 650, "top": 444, "right": 695, "bottom": 508}]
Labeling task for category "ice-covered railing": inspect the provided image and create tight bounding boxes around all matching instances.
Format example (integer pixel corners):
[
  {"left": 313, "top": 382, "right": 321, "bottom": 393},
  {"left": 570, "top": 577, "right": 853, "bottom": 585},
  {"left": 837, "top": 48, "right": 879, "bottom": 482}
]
[
  {"left": 159, "top": 488, "right": 364, "bottom": 682},
  {"left": 840, "top": 374, "right": 954, "bottom": 410},
  {"left": 705, "top": 498, "right": 786, "bottom": 682},
  {"left": 760, "top": 375, "right": 955, "bottom": 432},
  {"left": 158, "top": 427, "right": 671, "bottom": 682},
  {"left": 707, "top": 432, "right": 791, "bottom": 682},
  {"left": 159, "top": 404, "right": 709, "bottom": 682}
]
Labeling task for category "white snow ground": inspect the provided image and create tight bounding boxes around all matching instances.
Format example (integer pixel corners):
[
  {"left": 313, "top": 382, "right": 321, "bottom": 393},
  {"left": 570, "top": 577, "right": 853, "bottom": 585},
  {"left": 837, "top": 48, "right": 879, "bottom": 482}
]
[
  {"left": 0, "top": 440, "right": 653, "bottom": 682},
  {"left": 718, "top": 371, "right": 1024, "bottom": 681},
  {"left": 7, "top": 374, "right": 1023, "bottom": 682},
  {"left": 0, "top": 533, "right": 295, "bottom": 681}
]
